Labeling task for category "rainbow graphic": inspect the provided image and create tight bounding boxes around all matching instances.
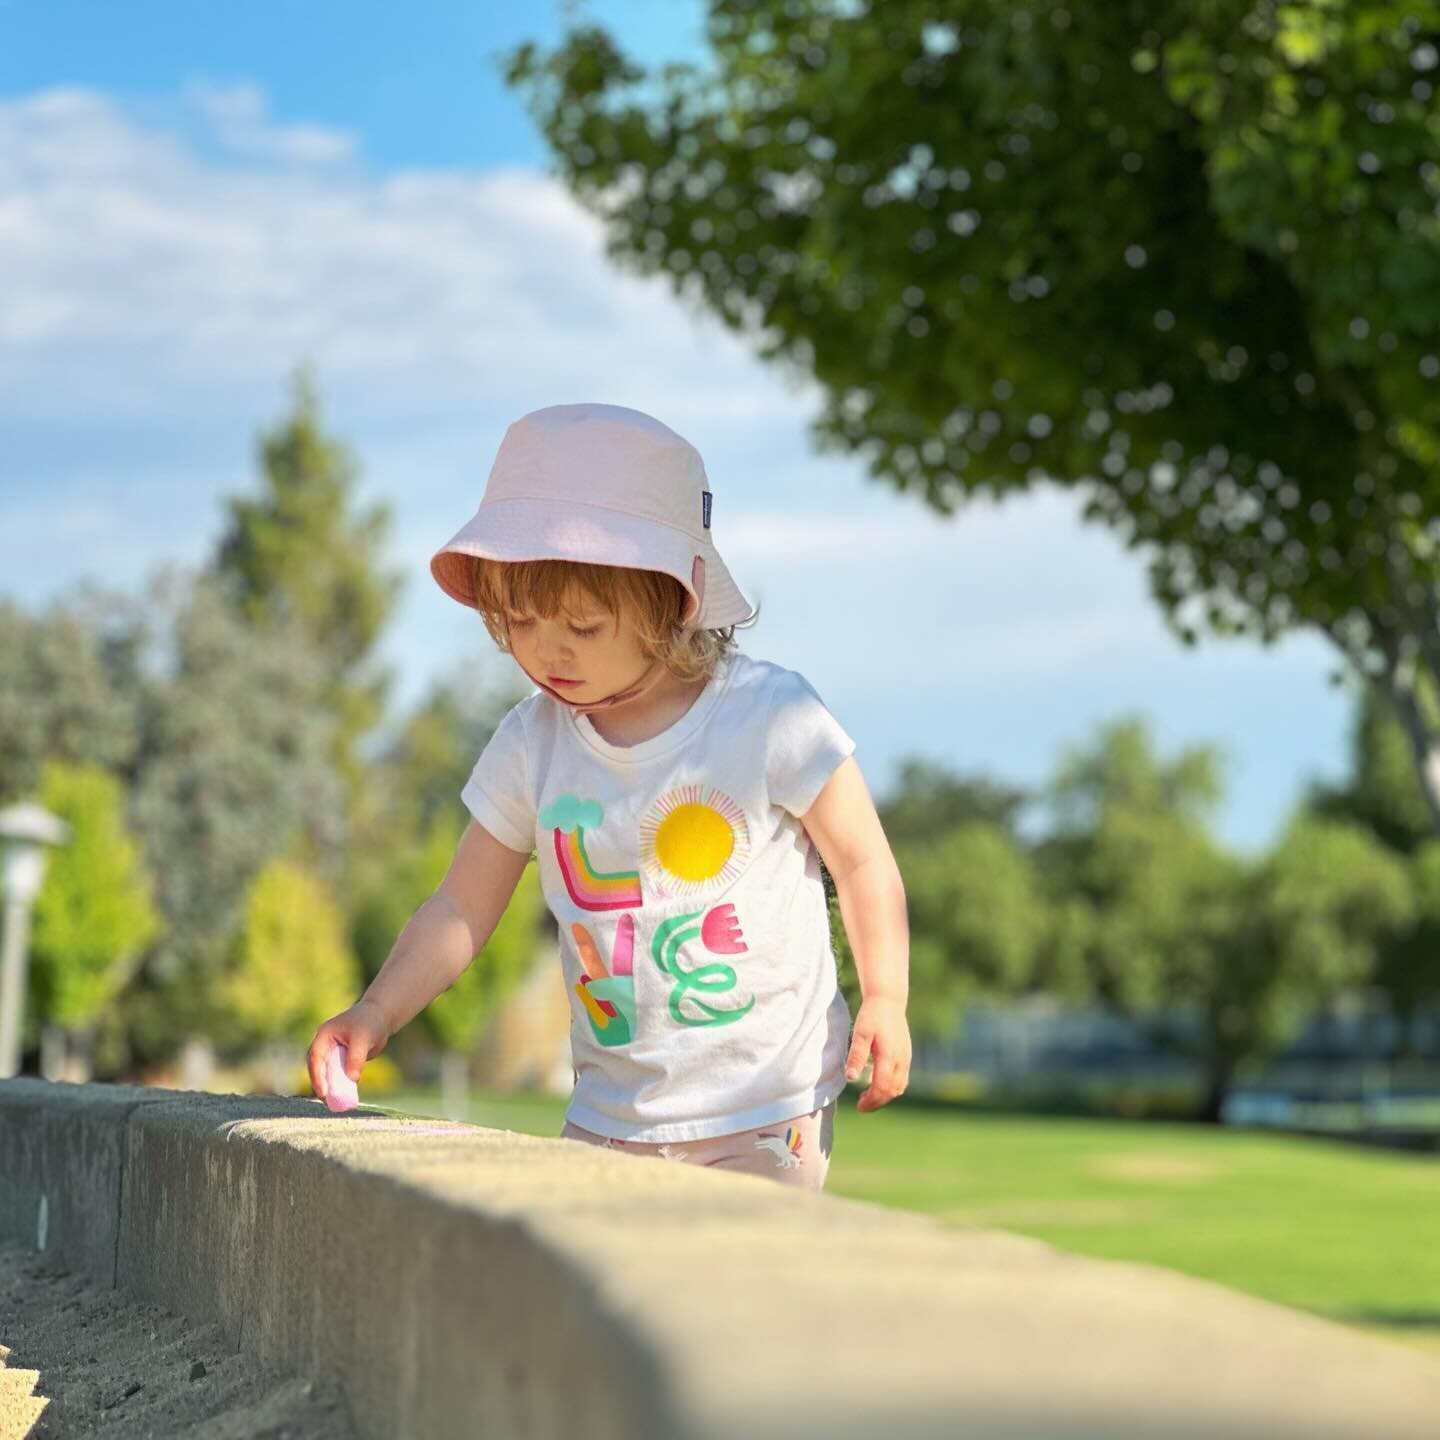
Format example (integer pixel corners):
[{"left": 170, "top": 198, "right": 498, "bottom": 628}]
[
  {"left": 553, "top": 826, "right": 643, "bottom": 912},
  {"left": 753, "top": 1125, "right": 803, "bottom": 1169}
]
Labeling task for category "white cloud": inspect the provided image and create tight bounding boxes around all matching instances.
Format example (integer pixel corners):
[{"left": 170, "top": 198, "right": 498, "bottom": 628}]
[
  {"left": 182, "top": 81, "right": 356, "bottom": 166},
  {"left": 0, "top": 86, "right": 813, "bottom": 427}
]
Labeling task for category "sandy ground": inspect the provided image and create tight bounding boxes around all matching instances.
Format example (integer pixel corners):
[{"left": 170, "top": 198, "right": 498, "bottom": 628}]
[{"left": 0, "top": 1240, "right": 360, "bottom": 1440}]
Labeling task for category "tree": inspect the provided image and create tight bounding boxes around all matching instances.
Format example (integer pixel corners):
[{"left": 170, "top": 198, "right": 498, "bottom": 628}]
[
  {"left": 1245, "top": 816, "right": 1415, "bottom": 1086},
  {"left": 109, "top": 568, "right": 347, "bottom": 1069},
  {"left": 1381, "top": 840, "right": 1440, "bottom": 1051},
  {"left": 211, "top": 366, "right": 405, "bottom": 833},
  {"left": 27, "top": 761, "right": 162, "bottom": 1080},
  {"left": 0, "top": 598, "right": 140, "bottom": 805},
  {"left": 1032, "top": 714, "right": 1416, "bottom": 1118},
  {"left": 504, "top": 2, "right": 1440, "bottom": 824},
  {"left": 892, "top": 821, "right": 1045, "bottom": 1039},
  {"left": 1307, "top": 680, "right": 1435, "bottom": 855},
  {"left": 879, "top": 756, "right": 1030, "bottom": 846},
  {"left": 217, "top": 858, "right": 361, "bottom": 1089},
  {"left": 0, "top": 571, "right": 346, "bottom": 1073}
]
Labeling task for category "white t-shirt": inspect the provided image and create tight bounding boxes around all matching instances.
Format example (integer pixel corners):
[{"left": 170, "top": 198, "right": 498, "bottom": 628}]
[{"left": 461, "top": 649, "right": 855, "bottom": 1142}]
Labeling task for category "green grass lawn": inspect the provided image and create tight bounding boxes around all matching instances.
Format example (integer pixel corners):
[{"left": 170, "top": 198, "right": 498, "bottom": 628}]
[{"left": 382, "top": 1086, "right": 1440, "bottom": 1354}]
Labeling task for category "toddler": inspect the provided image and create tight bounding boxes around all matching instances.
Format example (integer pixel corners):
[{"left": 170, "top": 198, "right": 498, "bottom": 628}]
[{"left": 307, "top": 403, "right": 910, "bottom": 1191}]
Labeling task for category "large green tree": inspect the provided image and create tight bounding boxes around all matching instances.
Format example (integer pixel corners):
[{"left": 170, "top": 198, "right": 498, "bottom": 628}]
[
  {"left": 1032, "top": 716, "right": 1419, "bottom": 1117},
  {"left": 211, "top": 366, "right": 405, "bottom": 834},
  {"left": 505, "top": 1, "right": 1440, "bottom": 822}
]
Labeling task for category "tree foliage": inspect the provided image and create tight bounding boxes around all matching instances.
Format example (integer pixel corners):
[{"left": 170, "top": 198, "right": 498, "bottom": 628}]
[
  {"left": 878, "top": 756, "right": 1029, "bottom": 845},
  {"left": 1026, "top": 713, "right": 1420, "bottom": 1114},
  {"left": 1307, "top": 680, "right": 1435, "bottom": 853},
  {"left": 0, "top": 569, "right": 347, "bottom": 1063},
  {"left": 27, "top": 760, "right": 162, "bottom": 1036},
  {"left": 895, "top": 821, "right": 1044, "bottom": 1038},
  {"left": 504, "top": 1, "right": 1440, "bottom": 823},
  {"left": 211, "top": 366, "right": 405, "bottom": 826},
  {"left": 217, "top": 858, "right": 361, "bottom": 1049},
  {"left": 0, "top": 597, "right": 140, "bottom": 804}
]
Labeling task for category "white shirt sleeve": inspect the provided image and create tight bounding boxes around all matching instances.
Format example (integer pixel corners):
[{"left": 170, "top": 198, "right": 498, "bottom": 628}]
[
  {"left": 460, "top": 705, "right": 535, "bottom": 853},
  {"left": 765, "top": 669, "right": 856, "bottom": 818}
]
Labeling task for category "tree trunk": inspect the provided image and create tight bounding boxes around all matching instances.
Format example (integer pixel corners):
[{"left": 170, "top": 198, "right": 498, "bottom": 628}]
[
  {"left": 1197, "top": 1056, "right": 1233, "bottom": 1125},
  {"left": 1375, "top": 662, "right": 1440, "bottom": 833}
]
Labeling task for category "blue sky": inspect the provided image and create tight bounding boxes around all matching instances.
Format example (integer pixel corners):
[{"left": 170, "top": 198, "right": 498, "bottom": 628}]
[{"left": 0, "top": 1, "right": 1357, "bottom": 852}]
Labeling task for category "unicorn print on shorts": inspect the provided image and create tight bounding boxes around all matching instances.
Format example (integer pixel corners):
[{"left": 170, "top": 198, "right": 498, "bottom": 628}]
[{"left": 754, "top": 1125, "right": 803, "bottom": 1169}]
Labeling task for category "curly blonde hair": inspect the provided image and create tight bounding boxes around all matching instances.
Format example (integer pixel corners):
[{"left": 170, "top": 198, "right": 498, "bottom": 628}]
[{"left": 466, "top": 556, "right": 744, "bottom": 684}]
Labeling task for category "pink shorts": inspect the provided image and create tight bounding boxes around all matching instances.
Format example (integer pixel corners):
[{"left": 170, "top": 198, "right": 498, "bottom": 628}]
[{"left": 561, "top": 1100, "right": 835, "bottom": 1192}]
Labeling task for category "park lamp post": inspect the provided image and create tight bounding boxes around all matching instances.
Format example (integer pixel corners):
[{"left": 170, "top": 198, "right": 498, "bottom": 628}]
[{"left": 0, "top": 802, "right": 70, "bottom": 1079}]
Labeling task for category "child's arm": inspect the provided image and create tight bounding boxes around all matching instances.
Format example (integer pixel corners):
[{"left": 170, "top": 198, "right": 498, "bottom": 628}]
[
  {"left": 800, "top": 756, "right": 912, "bottom": 1111},
  {"left": 306, "top": 821, "right": 531, "bottom": 1100}
]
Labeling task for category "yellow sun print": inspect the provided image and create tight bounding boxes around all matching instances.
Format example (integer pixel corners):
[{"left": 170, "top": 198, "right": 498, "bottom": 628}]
[{"left": 638, "top": 786, "right": 750, "bottom": 897}]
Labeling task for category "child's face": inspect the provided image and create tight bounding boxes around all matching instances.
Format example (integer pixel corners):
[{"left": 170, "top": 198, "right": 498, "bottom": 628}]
[{"left": 504, "top": 590, "right": 651, "bottom": 701}]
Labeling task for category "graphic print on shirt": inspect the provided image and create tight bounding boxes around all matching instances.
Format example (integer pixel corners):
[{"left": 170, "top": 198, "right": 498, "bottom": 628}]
[
  {"left": 570, "top": 915, "right": 637, "bottom": 1047},
  {"left": 540, "top": 793, "right": 644, "bottom": 912},
  {"left": 638, "top": 785, "right": 751, "bottom": 898},
  {"left": 754, "top": 1126, "right": 803, "bottom": 1169},
  {"left": 650, "top": 905, "right": 756, "bottom": 1027}
]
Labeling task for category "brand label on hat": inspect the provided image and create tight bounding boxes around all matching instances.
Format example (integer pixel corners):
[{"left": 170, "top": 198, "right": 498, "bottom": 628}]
[{"left": 702, "top": 492, "right": 713, "bottom": 530}]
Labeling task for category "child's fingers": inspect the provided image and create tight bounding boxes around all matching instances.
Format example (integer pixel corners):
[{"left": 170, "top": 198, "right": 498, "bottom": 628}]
[
  {"left": 869, "top": 1055, "right": 908, "bottom": 1108},
  {"left": 308, "top": 1033, "right": 332, "bottom": 1101},
  {"left": 844, "top": 1024, "right": 874, "bottom": 1082}
]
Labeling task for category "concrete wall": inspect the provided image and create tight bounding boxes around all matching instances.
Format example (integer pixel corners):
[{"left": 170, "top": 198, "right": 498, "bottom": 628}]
[{"left": 3, "top": 1077, "right": 1439, "bottom": 1440}]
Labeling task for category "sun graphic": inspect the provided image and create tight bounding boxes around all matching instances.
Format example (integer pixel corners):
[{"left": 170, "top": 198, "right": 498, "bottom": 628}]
[{"left": 638, "top": 786, "right": 750, "bottom": 896}]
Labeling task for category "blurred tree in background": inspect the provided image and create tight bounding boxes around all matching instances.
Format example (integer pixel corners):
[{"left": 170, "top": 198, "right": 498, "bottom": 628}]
[
  {"left": 0, "top": 365, "right": 534, "bottom": 1083},
  {"left": 0, "top": 568, "right": 345, "bottom": 1071},
  {"left": 26, "top": 760, "right": 162, "bottom": 1081},
  {"left": 116, "top": 569, "right": 347, "bottom": 1069},
  {"left": 879, "top": 756, "right": 1029, "bottom": 846},
  {"left": 211, "top": 364, "right": 405, "bottom": 842},
  {"left": 1382, "top": 840, "right": 1440, "bottom": 1049},
  {"left": 894, "top": 820, "right": 1044, "bottom": 1039},
  {"left": 217, "top": 858, "right": 361, "bottom": 1088},
  {"left": 1307, "top": 681, "right": 1436, "bottom": 854},
  {"left": 0, "top": 595, "right": 140, "bottom": 803},
  {"left": 505, "top": 0, "right": 1440, "bottom": 825}
]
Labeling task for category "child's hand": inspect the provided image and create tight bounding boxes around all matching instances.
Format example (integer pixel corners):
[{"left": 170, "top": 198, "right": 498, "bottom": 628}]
[
  {"left": 844, "top": 996, "right": 911, "bottom": 1112},
  {"left": 307, "top": 997, "right": 391, "bottom": 1103}
]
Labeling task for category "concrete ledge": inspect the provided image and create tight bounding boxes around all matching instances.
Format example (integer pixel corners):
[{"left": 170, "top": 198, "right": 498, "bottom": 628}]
[{"left": 2, "top": 1078, "right": 1439, "bottom": 1440}]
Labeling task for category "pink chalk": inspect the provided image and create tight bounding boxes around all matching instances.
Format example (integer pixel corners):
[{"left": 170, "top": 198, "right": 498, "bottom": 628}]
[{"left": 324, "top": 1042, "right": 360, "bottom": 1113}]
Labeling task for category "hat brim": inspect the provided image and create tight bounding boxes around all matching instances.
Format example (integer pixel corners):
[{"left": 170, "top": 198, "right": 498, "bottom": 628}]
[{"left": 430, "top": 495, "right": 756, "bottom": 630}]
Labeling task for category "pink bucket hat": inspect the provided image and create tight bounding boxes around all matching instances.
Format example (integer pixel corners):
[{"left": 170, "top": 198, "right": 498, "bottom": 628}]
[{"left": 430, "top": 403, "right": 755, "bottom": 629}]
